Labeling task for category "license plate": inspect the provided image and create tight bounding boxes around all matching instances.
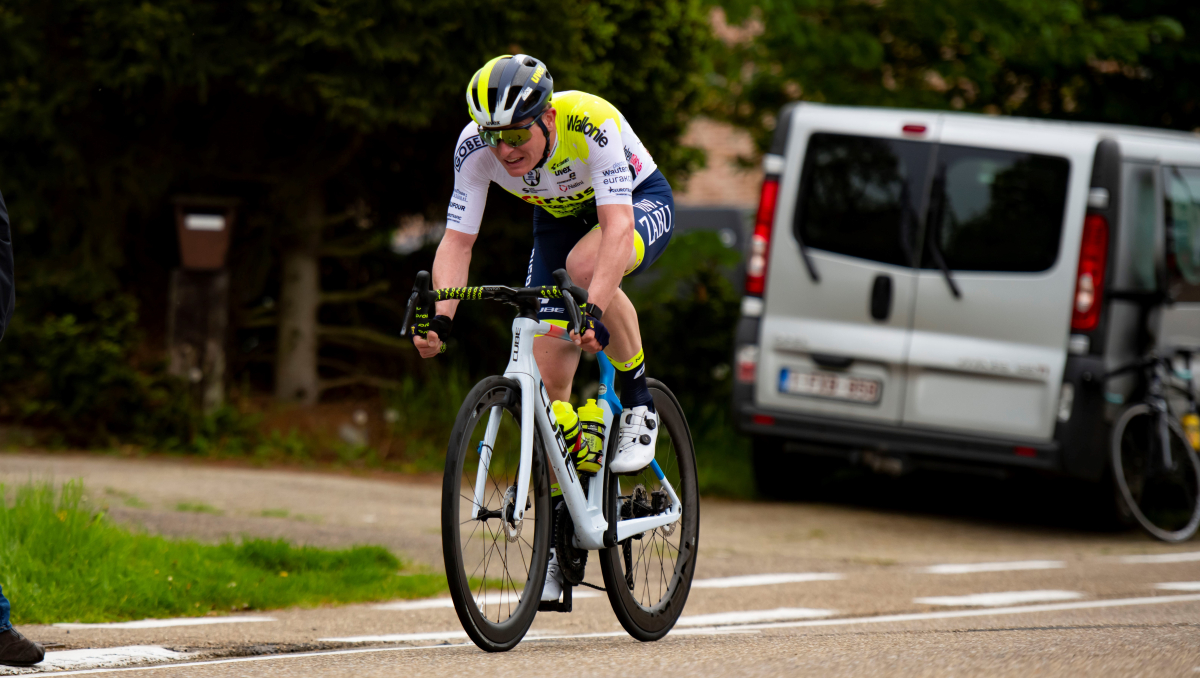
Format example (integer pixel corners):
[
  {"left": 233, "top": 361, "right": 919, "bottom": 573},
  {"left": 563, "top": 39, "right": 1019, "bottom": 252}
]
[{"left": 779, "top": 368, "right": 882, "bottom": 404}]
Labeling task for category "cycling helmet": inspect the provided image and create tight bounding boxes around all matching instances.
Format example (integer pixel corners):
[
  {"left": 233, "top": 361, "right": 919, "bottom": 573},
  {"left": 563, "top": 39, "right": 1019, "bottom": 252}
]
[{"left": 466, "top": 54, "right": 554, "bottom": 128}]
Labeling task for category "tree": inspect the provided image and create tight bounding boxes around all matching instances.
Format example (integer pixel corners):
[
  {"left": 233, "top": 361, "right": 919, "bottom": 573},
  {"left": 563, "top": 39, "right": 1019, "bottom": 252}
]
[
  {"left": 0, "top": 0, "right": 714, "bottom": 422},
  {"left": 707, "top": 0, "right": 1185, "bottom": 152}
]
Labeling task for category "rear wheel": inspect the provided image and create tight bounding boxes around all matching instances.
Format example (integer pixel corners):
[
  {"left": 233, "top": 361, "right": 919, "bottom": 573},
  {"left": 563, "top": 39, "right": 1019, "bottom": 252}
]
[
  {"left": 600, "top": 379, "right": 700, "bottom": 641},
  {"left": 442, "top": 376, "right": 552, "bottom": 652},
  {"left": 1111, "top": 403, "right": 1200, "bottom": 542}
]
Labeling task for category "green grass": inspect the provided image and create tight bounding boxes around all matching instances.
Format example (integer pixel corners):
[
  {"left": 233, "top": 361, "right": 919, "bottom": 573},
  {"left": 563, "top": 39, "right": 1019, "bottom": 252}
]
[
  {"left": 174, "top": 502, "right": 223, "bottom": 515},
  {"left": 0, "top": 481, "right": 448, "bottom": 624},
  {"left": 257, "top": 508, "right": 290, "bottom": 519}
]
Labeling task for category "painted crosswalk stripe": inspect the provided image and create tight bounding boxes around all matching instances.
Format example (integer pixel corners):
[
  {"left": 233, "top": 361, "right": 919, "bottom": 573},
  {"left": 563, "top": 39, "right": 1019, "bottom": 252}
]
[
  {"left": 691, "top": 573, "right": 843, "bottom": 588},
  {"left": 1120, "top": 551, "right": 1200, "bottom": 564},
  {"left": 921, "top": 560, "right": 1065, "bottom": 575},
  {"left": 23, "top": 645, "right": 188, "bottom": 672},
  {"left": 676, "top": 607, "right": 835, "bottom": 627},
  {"left": 914, "top": 590, "right": 1083, "bottom": 607},
  {"left": 54, "top": 616, "right": 276, "bottom": 630},
  {"left": 1155, "top": 581, "right": 1200, "bottom": 591},
  {"left": 375, "top": 590, "right": 601, "bottom": 611}
]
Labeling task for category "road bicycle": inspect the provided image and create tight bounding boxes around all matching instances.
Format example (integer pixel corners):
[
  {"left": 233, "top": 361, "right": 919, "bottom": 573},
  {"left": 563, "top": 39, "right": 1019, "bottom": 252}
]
[
  {"left": 1107, "top": 347, "right": 1200, "bottom": 542},
  {"left": 402, "top": 269, "right": 699, "bottom": 652}
]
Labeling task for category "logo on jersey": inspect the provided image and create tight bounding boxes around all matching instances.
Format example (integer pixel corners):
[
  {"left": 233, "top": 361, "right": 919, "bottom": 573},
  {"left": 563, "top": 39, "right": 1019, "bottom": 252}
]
[
  {"left": 625, "top": 147, "right": 643, "bottom": 179},
  {"left": 523, "top": 169, "right": 541, "bottom": 187},
  {"left": 454, "top": 135, "right": 487, "bottom": 172},
  {"left": 566, "top": 115, "right": 609, "bottom": 148},
  {"left": 553, "top": 164, "right": 573, "bottom": 177},
  {"left": 559, "top": 180, "right": 584, "bottom": 192}
]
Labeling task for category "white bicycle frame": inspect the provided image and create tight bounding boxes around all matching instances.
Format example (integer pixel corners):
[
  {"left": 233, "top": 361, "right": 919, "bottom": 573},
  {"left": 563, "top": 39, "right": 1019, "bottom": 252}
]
[{"left": 468, "top": 315, "right": 682, "bottom": 550}]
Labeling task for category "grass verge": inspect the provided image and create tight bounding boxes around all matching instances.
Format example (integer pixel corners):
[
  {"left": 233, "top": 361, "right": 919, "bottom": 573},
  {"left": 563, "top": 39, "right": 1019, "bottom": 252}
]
[{"left": 0, "top": 481, "right": 448, "bottom": 625}]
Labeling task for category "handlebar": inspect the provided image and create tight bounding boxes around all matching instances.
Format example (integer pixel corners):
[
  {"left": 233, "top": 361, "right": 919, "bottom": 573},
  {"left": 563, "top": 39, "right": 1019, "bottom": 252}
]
[{"left": 401, "top": 269, "right": 590, "bottom": 339}]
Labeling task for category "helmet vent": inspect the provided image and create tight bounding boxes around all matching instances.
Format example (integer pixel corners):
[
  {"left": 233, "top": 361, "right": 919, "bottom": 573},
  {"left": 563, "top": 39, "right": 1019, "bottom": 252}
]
[
  {"left": 486, "top": 87, "right": 498, "bottom": 114},
  {"left": 504, "top": 85, "right": 523, "bottom": 110},
  {"left": 471, "top": 86, "right": 482, "bottom": 115}
]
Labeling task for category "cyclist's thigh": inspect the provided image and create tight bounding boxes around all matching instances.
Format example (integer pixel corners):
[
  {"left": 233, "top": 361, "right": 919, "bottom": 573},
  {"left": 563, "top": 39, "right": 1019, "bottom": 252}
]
[
  {"left": 528, "top": 206, "right": 592, "bottom": 326},
  {"left": 626, "top": 170, "right": 675, "bottom": 277}
]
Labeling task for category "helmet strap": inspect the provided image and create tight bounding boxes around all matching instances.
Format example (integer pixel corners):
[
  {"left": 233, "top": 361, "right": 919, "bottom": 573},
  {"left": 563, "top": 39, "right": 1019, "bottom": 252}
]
[{"left": 532, "top": 115, "right": 552, "bottom": 171}]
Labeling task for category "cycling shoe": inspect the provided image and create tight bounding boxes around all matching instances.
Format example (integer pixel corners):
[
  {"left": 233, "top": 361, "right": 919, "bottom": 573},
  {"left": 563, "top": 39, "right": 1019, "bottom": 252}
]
[
  {"left": 540, "top": 549, "right": 563, "bottom": 602},
  {"left": 610, "top": 406, "right": 658, "bottom": 474}
]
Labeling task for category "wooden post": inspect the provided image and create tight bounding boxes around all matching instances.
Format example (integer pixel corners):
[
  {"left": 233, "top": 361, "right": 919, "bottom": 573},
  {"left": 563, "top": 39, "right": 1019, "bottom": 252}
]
[{"left": 168, "top": 269, "right": 229, "bottom": 413}]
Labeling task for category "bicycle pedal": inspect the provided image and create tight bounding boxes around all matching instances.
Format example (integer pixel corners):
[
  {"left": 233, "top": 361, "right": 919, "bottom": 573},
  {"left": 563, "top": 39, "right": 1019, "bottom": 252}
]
[{"left": 536, "top": 584, "right": 573, "bottom": 612}]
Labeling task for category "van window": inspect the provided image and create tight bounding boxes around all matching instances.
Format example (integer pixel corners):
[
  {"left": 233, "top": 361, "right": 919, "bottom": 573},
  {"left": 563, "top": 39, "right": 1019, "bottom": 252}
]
[
  {"left": 1115, "top": 164, "right": 1158, "bottom": 292},
  {"left": 1165, "top": 165, "right": 1200, "bottom": 300},
  {"left": 794, "top": 133, "right": 932, "bottom": 267},
  {"left": 925, "top": 145, "right": 1070, "bottom": 272}
]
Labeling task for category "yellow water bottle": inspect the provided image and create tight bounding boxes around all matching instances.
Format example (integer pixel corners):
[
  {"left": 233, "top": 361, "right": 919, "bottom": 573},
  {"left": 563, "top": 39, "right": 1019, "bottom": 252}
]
[
  {"left": 577, "top": 399, "right": 606, "bottom": 475},
  {"left": 551, "top": 401, "right": 587, "bottom": 467},
  {"left": 1183, "top": 411, "right": 1200, "bottom": 451}
]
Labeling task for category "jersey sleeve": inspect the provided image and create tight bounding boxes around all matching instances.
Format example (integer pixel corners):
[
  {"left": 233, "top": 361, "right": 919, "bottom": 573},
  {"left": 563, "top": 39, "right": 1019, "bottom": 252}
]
[{"left": 446, "top": 125, "right": 493, "bottom": 235}]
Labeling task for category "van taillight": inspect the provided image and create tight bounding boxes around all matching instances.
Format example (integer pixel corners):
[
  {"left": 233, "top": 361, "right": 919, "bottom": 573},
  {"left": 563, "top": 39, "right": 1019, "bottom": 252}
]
[
  {"left": 745, "top": 178, "right": 779, "bottom": 296},
  {"left": 1071, "top": 213, "right": 1109, "bottom": 332}
]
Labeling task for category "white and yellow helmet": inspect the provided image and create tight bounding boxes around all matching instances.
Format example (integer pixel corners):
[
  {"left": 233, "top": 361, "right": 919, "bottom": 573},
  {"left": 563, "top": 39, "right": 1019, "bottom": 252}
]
[{"left": 466, "top": 54, "right": 554, "bottom": 128}]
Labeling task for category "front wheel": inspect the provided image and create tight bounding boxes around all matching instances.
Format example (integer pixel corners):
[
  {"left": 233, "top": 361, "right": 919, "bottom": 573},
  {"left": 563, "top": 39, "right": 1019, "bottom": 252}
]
[
  {"left": 442, "top": 376, "right": 552, "bottom": 652},
  {"left": 599, "top": 379, "right": 700, "bottom": 641},
  {"left": 1111, "top": 403, "right": 1200, "bottom": 542}
]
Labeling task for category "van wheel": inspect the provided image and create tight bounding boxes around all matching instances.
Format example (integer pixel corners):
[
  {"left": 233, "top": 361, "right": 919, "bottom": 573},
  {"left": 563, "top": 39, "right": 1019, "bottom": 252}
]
[{"left": 752, "top": 437, "right": 840, "bottom": 500}]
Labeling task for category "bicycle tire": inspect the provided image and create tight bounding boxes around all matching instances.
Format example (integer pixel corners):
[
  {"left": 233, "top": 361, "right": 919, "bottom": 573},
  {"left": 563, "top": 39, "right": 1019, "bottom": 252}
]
[
  {"left": 599, "top": 379, "right": 700, "bottom": 641},
  {"left": 1111, "top": 403, "right": 1200, "bottom": 542},
  {"left": 442, "top": 376, "right": 552, "bottom": 651}
]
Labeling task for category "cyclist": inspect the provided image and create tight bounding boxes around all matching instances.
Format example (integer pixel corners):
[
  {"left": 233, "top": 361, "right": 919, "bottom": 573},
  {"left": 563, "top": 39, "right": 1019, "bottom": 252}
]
[{"left": 412, "top": 55, "right": 675, "bottom": 597}]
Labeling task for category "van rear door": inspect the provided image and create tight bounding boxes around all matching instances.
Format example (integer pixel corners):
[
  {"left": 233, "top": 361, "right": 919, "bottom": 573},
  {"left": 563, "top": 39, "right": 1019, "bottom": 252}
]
[
  {"left": 900, "top": 120, "right": 1091, "bottom": 440},
  {"left": 757, "top": 111, "right": 938, "bottom": 424}
]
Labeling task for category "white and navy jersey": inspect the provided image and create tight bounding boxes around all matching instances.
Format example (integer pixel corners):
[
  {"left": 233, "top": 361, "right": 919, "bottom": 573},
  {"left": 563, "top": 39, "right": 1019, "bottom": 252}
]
[{"left": 446, "top": 90, "right": 658, "bottom": 235}]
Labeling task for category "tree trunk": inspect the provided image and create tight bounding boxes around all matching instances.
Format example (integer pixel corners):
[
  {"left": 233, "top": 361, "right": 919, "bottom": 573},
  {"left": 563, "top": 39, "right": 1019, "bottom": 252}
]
[{"left": 275, "top": 186, "right": 323, "bottom": 405}]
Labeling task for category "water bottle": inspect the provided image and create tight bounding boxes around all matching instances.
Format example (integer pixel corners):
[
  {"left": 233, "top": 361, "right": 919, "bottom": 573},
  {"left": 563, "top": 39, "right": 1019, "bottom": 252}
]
[
  {"left": 578, "top": 399, "right": 606, "bottom": 475},
  {"left": 1184, "top": 411, "right": 1200, "bottom": 452}
]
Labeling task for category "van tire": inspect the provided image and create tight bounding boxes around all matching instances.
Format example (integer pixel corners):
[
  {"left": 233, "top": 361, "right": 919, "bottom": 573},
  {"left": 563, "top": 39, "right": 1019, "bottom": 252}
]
[{"left": 752, "top": 436, "right": 841, "bottom": 500}]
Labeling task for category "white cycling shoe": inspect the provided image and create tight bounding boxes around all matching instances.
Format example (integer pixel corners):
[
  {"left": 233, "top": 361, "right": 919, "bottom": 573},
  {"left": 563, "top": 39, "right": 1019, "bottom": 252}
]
[
  {"left": 609, "top": 406, "right": 659, "bottom": 474},
  {"left": 540, "top": 549, "right": 563, "bottom": 602}
]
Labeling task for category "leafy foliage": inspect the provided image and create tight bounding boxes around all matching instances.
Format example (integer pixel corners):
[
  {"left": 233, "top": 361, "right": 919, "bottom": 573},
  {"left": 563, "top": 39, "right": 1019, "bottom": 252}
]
[{"left": 708, "top": 0, "right": 1188, "bottom": 151}]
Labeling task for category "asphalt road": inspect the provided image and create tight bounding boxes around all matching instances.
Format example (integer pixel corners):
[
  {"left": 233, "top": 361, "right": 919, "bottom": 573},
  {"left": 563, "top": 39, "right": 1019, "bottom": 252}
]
[{"left": 2, "top": 452, "right": 1198, "bottom": 676}]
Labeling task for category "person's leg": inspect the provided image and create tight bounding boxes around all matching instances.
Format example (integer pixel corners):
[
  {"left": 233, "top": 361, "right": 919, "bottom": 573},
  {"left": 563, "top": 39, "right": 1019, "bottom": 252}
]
[
  {"left": 565, "top": 171, "right": 674, "bottom": 411},
  {"left": 526, "top": 208, "right": 590, "bottom": 403},
  {"left": 0, "top": 584, "right": 10, "bottom": 632}
]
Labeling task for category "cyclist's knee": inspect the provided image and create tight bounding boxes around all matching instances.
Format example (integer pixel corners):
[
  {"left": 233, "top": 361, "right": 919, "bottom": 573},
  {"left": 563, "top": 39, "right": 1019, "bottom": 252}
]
[{"left": 565, "top": 249, "right": 595, "bottom": 289}]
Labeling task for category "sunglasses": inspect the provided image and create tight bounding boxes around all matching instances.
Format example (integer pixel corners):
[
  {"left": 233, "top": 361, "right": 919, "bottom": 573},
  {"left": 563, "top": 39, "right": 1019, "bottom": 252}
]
[{"left": 478, "top": 118, "right": 539, "bottom": 148}]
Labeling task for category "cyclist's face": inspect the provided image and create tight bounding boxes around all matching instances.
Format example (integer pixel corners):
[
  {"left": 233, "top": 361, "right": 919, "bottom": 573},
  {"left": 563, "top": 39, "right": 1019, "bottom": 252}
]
[{"left": 490, "top": 108, "right": 556, "bottom": 177}]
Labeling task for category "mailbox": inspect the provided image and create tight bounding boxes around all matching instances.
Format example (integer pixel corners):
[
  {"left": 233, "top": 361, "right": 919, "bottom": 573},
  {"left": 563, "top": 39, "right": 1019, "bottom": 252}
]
[{"left": 173, "top": 196, "right": 239, "bottom": 270}]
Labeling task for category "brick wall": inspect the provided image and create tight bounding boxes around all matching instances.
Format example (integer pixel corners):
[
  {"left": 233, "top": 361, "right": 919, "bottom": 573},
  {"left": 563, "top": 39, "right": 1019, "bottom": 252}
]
[{"left": 674, "top": 117, "right": 763, "bottom": 209}]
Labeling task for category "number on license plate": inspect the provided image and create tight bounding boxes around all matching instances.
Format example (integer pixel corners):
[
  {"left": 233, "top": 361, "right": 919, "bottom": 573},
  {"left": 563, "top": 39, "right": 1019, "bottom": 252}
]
[{"left": 779, "top": 368, "right": 881, "bottom": 404}]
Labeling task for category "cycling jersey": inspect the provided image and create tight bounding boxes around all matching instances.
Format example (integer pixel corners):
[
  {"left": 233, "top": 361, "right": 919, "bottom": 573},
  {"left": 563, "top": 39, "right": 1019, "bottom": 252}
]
[{"left": 446, "top": 90, "right": 659, "bottom": 235}]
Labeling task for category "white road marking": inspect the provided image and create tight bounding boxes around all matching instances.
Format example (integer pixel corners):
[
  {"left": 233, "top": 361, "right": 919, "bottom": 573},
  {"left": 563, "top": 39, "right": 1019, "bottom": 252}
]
[
  {"left": 31, "top": 594, "right": 1200, "bottom": 675},
  {"left": 8, "top": 645, "right": 187, "bottom": 673},
  {"left": 54, "top": 616, "right": 276, "bottom": 630},
  {"left": 1155, "top": 581, "right": 1200, "bottom": 591},
  {"left": 691, "top": 573, "right": 843, "bottom": 588},
  {"left": 676, "top": 607, "right": 835, "bottom": 627},
  {"left": 319, "top": 630, "right": 468, "bottom": 643},
  {"left": 1120, "top": 551, "right": 1200, "bottom": 564},
  {"left": 914, "top": 590, "right": 1084, "bottom": 607},
  {"left": 727, "top": 593, "right": 1200, "bottom": 632},
  {"left": 375, "top": 590, "right": 601, "bottom": 611},
  {"left": 921, "top": 560, "right": 1065, "bottom": 575}
]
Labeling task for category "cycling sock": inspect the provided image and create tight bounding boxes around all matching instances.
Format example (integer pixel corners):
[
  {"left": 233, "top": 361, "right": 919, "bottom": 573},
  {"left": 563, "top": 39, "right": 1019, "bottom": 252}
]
[{"left": 610, "top": 349, "right": 654, "bottom": 412}]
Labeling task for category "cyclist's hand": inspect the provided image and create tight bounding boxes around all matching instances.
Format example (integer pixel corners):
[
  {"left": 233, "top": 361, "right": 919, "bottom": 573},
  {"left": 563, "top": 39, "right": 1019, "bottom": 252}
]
[
  {"left": 412, "top": 315, "right": 452, "bottom": 358},
  {"left": 571, "top": 315, "right": 609, "bottom": 354},
  {"left": 413, "top": 331, "right": 445, "bottom": 358}
]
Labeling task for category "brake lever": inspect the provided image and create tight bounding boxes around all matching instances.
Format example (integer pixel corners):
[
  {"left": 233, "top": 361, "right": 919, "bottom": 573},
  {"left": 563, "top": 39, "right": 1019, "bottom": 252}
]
[
  {"left": 400, "top": 271, "right": 434, "bottom": 338},
  {"left": 552, "top": 269, "right": 588, "bottom": 337},
  {"left": 561, "top": 289, "right": 584, "bottom": 337}
]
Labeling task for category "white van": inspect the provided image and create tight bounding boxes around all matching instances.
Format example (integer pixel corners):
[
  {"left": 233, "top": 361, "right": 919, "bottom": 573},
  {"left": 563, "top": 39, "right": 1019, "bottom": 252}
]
[{"left": 732, "top": 102, "right": 1200, "bottom": 497}]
